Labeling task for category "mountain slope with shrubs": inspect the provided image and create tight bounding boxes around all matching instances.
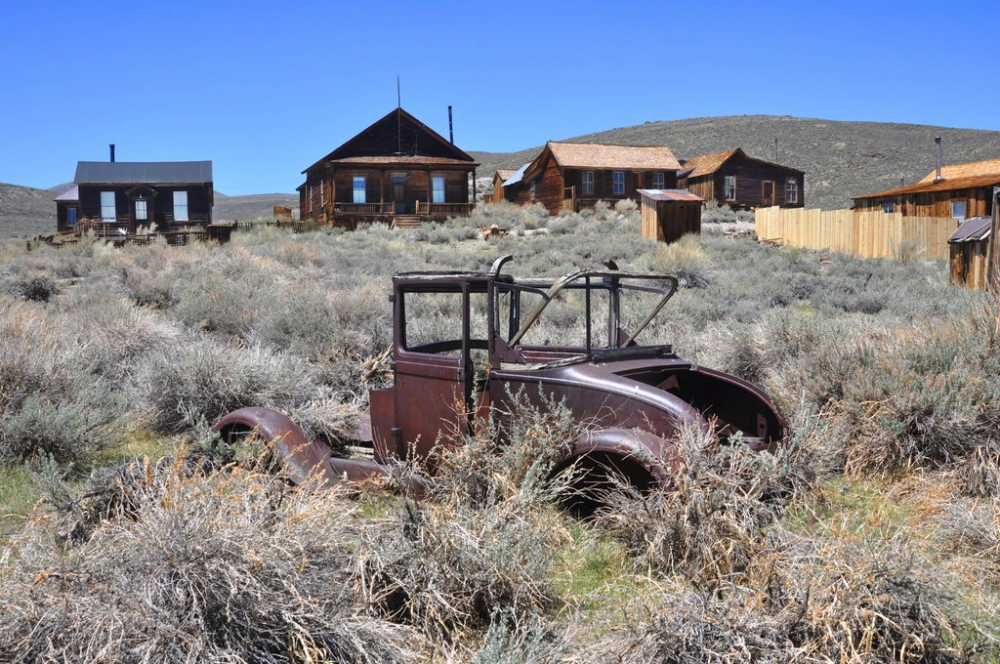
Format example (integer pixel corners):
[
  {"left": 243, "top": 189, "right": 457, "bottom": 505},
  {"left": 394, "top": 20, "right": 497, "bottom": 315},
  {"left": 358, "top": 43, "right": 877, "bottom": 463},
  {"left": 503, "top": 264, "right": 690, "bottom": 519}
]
[{"left": 1, "top": 206, "right": 999, "bottom": 661}]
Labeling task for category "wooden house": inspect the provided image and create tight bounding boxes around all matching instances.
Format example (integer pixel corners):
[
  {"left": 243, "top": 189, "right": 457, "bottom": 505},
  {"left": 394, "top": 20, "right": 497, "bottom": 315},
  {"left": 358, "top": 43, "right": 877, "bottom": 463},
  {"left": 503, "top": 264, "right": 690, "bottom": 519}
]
[
  {"left": 505, "top": 142, "right": 681, "bottom": 214},
  {"left": 490, "top": 169, "right": 516, "bottom": 204},
  {"left": 678, "top": 148, "right": 804, "bottom": 209},
  {"left": 638, "top": 189, "right": 703, "bottom": 242},
  {"left": 60, "top": 160, "right": 213, "bottom": 234},
  {"left": 949, "top": 216, "right": 992, "bottom": 289},
  {"left": 853, "top": 159, "right": 1000, "bottom": 221},
  {"left": 299, "top": 107, "right": 478, "bottom": 228}
]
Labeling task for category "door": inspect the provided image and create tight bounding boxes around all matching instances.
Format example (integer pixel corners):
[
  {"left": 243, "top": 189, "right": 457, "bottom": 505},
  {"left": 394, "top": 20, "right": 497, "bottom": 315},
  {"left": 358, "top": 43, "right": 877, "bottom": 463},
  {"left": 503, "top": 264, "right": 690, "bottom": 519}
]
[
  {"left": 392, "top": 175, "right": 406, "bottom": 214},
  {"left": 762, "top": 181, "right": 774, "bottom": 207}
]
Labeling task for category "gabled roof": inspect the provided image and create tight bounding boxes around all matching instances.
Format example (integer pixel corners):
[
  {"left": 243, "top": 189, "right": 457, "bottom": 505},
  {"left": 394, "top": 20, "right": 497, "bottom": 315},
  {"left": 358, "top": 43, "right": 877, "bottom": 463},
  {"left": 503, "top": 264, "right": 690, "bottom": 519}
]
[
  {"left": 303, "top": 107, "right": 476, "bottom": 174},
  {"left": 545, "top": 141, "right": 681, "bottom": 171},
  {"left": 681, "top": 148, "right": 803, "bottom": 179},
  {"left": 494, "top": 169, "right": 516, "bottom": 182},
  {"left": 854, "top": 158, "right": 1000, "bottom": 200},
  {"left": 53, "top": 185, "right": 79, "bottom": 202},
  {"left": 74, "top": 161, "right": 213, "bottom": 184},
  {"left": 637, "top": 188, "right": 703, "bottom": 202},
  {"left": 949, "top": 216, "right": 992, "bottom": 243},
  {"left": 918, "top": 159, "right": 1000, "bottom": 183}
]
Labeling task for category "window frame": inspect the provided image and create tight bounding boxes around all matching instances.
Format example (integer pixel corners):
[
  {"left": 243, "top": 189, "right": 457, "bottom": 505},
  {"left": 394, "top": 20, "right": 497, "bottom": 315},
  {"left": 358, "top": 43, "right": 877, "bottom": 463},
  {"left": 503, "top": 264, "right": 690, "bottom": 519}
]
[
  {"left": 652, "top": 172, "right": 665, "bottom": 189},
  {"left": 951, "top": 200, "right": 966, "bottom": 221},
  {"left": 724, "top": 176, "right": 737, "bottom": 202},
  {"left": 432, "top": 174, "right": 446, "bottom": 204},
  {"left": 100, "top": 191, "right": 116, "bottom": 221},
  {"left": 530, "top": 181, "right": 536, "bottom": 201},
  {"left": 612, "top": 171, "right": 625, "bottom": 195},
  {"left": 581, "top": 170, "right": 594, "bottom": 195},
  {"left": 882, "top": 202, "right": 895, "bottom": 214},
  {"left": 135, "top": 199, "right": 148, "bottom": 221},
  {"left": 352, "top": 175, "right": 366, "bottom": 204},
  {"left": 785, "top": 177, "right": 798, "bottom": 204},
  {"left": 173, "top": 191, "right": 189, "bottom": 221},
  {"left": 319, "top": 179, "right": 324, "bottom": 206}
]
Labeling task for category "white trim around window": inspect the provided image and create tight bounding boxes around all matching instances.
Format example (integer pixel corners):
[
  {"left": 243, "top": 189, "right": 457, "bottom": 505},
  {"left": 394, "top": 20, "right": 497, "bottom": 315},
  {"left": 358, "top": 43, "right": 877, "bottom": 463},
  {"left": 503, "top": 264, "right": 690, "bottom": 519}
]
[
  {"left": 582, "top": 170, "right": 594, "bottom": 195},
  {"left": 724, "top": 175, "right": 736, "bottom": 201},
  {"left": 353, "top": 175, "right": 366, "bottom": 204},
  {"left": 431, "top": 174, "right": 446, "bottom": 203},
  {"left": 173, "top": 191, "right": 189, "bottom": 221},
  {"left": 100, "top": 191, "right": 116, "bottom": 221},
  {"left": 785, "top": 178, "right": 798, "bottom": 204}
]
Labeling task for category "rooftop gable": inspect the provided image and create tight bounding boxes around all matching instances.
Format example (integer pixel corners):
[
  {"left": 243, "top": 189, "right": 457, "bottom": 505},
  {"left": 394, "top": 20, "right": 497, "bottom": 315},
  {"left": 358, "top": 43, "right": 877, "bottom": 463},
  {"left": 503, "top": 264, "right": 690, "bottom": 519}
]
[
  {"left": 546, "top": 141, "right": 681, "bottom": 171},
  {"left": 303, "top": 107, "right": 475, "bottom": 174},
  {"left": 682, "top": 148, "right": 803, "bottom": 179}
]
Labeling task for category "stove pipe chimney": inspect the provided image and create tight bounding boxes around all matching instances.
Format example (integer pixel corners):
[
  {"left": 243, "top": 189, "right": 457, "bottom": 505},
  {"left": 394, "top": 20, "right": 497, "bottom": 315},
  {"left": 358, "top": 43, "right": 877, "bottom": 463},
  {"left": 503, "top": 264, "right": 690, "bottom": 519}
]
[
  {"left": 934, "top": 137, "right": 942, "bottom": 182},
  {"left": 110, "top": 143, "right": 115, "bottom": 163},
  {"left": 448, "top": 106, "right": 454, "bottom": 144}
]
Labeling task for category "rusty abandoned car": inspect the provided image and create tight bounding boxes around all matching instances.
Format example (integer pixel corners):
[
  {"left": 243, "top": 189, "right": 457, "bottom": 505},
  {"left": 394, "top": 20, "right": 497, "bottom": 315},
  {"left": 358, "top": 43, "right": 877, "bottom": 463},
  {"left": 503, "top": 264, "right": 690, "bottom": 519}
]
[{"left": 214, "top": 255, "right": 786, "bottom": 497}]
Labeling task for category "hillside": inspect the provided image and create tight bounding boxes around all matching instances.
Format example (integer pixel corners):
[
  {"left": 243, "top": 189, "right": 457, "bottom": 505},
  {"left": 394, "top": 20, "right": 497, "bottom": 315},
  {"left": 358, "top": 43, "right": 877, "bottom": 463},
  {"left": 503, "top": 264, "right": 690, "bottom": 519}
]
[
  {"left": 470, "top": 115, "right": 1000, "bottom": 210},
  {"left": 213, "top": 192, "right": 299, "bottom": 222},
  {"left": 0, "top": 183, "right": 56, "bottom": 238}
]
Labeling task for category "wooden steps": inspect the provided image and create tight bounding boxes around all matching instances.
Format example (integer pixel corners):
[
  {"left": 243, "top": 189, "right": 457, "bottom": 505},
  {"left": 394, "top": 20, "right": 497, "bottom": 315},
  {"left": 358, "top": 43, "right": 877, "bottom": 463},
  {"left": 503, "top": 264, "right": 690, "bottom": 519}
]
[{"left": 391, "top": 215, "right": 423, "bottom": 230}]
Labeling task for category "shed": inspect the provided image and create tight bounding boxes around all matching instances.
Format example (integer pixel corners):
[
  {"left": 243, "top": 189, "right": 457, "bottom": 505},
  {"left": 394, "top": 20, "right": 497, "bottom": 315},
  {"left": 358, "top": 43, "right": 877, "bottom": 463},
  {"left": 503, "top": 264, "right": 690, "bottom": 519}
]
[
  {"left": 638, "top": 189, "right": 703, "bottom": 242},
  {"left": 490, "top": 169, "right": 516, "bottom": 204},
  {"left": 949, "top": 216, "right": 991, "bottom": 289}
]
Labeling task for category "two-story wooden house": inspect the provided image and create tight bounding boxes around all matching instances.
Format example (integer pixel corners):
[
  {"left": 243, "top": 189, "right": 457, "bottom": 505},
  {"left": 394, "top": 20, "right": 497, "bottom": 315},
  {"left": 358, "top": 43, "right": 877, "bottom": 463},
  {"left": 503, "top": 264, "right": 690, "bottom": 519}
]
[
  {"left": 677, "top": 148, "right": 804, "bottom": 209},
  {"left": 504, "top": 142, "right": 682, "bottom": 214},
  {"left": 57, "top": 160, "right": 214, "bottom": 234},
  {"left": 299, "top": 107, "right": 478, "bottom": 228}
]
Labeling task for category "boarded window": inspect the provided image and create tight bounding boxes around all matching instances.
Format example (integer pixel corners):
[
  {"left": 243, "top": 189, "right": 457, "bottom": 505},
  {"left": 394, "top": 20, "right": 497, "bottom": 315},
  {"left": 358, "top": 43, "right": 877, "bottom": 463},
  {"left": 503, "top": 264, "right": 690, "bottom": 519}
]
[
  {"left": 135, "top": 200, "right": 148, "bottom": 221},
  {"left": 613, "top": 171, "right": 625, "bottom": 195},
  {"left": 724, "top": 176, "right": 736, "bottom": 201},
  {"left": 101, "top": 191, "right": 116, "bottom": 221},
  {"left": 432, "top": 175, "right": 445, "bottom": 203},
  {"left": 353, "top": 175, "right": 366, "bottom": 204},
  {"left": 173, "top": 191, "right": 188, "bottom": 221},
  {"left": 652, "top": 172, "right": 665, "bottom": 189},
  {"left": 785, "top": 178, "right": 798, "bottom": 204},
  {"left": 582, "top": 171, "right": 594, "bottom": 195}
]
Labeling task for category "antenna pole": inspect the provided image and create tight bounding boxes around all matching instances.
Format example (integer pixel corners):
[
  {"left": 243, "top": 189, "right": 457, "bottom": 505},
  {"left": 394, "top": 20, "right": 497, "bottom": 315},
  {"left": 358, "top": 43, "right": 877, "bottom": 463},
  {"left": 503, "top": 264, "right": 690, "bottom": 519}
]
[{"left": 397, "top": 75, "right": 402, "bottom": 155}]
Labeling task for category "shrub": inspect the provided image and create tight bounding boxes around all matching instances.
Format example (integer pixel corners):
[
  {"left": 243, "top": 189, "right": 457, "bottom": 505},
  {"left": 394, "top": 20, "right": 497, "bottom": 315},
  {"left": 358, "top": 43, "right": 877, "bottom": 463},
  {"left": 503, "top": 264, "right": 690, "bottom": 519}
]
[
  {"left": 8, "top": 274, "right": 59, "bottom": 302},
  {"left": 614, "top": 198, "right": 637, "bottom": 212}
]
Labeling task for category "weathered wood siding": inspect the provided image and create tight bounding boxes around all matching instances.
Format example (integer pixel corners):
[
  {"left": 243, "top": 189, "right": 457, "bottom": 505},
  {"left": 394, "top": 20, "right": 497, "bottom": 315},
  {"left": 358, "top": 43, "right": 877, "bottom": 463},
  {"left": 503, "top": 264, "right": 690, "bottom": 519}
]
[
  {"left": 641, "top": 198, "right": 701, "bottom": 242},
  {"left": 951, "top": 240, "right": 989, "bottom": 289},
  {"left": 855, "top": 188, "right": 993, "bottom": 219},
  {"left": 78, "top": 183, "right": 212, "bottom": 229},
  {"left": 685, "top": 153, "right": 803, "bottom": 209}
]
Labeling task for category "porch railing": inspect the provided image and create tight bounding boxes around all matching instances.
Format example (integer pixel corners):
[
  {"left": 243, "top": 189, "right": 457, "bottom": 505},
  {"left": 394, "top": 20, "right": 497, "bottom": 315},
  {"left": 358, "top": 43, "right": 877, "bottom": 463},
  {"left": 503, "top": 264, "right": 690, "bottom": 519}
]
[{"left": 333, "top": 202, "right": 396, "bottom": 214}]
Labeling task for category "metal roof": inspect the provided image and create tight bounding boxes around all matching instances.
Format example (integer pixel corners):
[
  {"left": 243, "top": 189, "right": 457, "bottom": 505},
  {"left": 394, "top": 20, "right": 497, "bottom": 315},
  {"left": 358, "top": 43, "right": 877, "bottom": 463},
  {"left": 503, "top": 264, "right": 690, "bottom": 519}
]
[
  {"left": 52, "top": 185, "right": 79, "bottom": 202},
  {"left": 637, "top": 188, "right": 704, "bottom": 202},
  {"left": 74, "top": 161, "right": 213, "bottom": 184},
  {"left": 948, "top": 216, "right": 992, "bottom": 243},
  {"left": 502, "top": 162, "right": 531, "bottom": 187}
]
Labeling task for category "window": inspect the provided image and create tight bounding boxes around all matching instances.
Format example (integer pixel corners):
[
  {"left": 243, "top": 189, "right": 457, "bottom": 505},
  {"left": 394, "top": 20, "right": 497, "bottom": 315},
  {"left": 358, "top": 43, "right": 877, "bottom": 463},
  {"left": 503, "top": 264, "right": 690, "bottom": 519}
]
[
  {"left": 67, "top": 208, "right": 77, "bottom": 226},
  {"left": 785, "top": 178, "right": 798, "bottom": 204},
  {"left": 724, "top": 176, "right": 736, "bottom": 201},
  {"left": 882, "top": 202, "right": 895, "bottom": 213},
  {"left": 135, "top": 200, "right": 148, "bottom": 221},
  {"left": 951, "top": 200, "right": 966, "bottom": 221},
  {"left": 582, "top": 170, "right": 594, "bottom": 195},
  {"left": 101, "top": 191, "right": 116, "bottom": 221},
  {"left": 319, "top": 180, "right": 324, "bottom": 206},
  {"left": 432, "top": 175, "right": 445, "bottom": 203},
  {"left": 353, "top": 175, "right": 366, "bottom": 203},
  {"left": 652, "top": 172, "right": 665, "bottom": 189},
  {"left": 613, "top": 171, "right": 625, "bottom": 195},
  {"left": 173, "top": 191, "right": 188, "bottom": 221},
  {"left": 530, "top": 181, "right": 536, "bottom": 200}
]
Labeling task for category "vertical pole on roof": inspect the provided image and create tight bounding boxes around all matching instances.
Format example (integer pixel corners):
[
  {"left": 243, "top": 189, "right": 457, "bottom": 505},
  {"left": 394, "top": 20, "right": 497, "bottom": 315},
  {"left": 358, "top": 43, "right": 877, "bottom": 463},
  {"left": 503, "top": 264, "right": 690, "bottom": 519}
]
[{"left": 397, "top": 75, "right": 402, "bottom": 156}]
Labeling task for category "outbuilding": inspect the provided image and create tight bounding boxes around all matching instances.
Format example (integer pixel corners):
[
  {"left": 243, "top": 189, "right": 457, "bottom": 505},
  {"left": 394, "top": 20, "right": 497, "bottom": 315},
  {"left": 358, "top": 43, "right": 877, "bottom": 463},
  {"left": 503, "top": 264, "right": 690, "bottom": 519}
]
[
  {"left": 949, "top": 215, "right": 991, "bottom": 289},
  {"left": 638, "top": 189, "right": 703, "bottom": 242}
]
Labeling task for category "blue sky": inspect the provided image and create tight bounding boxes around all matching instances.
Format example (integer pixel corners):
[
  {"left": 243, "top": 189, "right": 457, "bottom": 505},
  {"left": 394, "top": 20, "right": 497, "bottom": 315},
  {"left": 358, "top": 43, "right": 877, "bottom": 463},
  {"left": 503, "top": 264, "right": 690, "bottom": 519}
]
[{"left": 1, "top": 0, "right": 998, "bottom": 194}]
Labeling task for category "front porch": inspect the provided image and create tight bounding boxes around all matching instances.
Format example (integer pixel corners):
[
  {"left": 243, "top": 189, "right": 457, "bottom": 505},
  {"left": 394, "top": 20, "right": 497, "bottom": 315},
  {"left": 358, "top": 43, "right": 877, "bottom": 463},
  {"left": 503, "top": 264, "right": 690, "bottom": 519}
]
[{"left": 329, "top": 201, "right": 475, "bottom": 228}]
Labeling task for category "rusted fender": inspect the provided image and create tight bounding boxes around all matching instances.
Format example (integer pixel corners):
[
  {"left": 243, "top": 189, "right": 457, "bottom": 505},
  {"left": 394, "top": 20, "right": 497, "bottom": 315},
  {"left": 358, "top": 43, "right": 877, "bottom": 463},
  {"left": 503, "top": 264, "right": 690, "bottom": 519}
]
[
  {"left": 552, "top": 427, "right": 683, "bottom": 490},
  {"left": 212, "top": 407, "right": 430, "bottom": 497}
]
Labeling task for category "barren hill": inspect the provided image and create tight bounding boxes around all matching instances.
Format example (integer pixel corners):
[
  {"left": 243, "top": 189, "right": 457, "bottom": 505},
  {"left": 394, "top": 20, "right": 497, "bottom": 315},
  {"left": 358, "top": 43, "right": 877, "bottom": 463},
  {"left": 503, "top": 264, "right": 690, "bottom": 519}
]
[
  {"left": 470, "top": 115, "right": 1000, "bottom": 210},
  {"left": 0, "top": 183, "right": 57, "bottom": 238}
]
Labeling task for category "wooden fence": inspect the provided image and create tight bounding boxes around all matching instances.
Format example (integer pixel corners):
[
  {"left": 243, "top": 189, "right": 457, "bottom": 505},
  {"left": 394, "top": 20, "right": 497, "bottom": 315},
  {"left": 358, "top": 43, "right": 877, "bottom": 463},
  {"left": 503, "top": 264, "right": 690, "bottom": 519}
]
[{"left": 755, "top": 206, "right": 956, "bottom": 260}]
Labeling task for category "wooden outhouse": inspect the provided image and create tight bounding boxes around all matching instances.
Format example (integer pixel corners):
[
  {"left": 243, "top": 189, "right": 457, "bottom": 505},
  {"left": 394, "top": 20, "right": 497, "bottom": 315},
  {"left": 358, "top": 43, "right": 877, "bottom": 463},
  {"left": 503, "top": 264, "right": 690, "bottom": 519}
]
[
  {"left": 638, "top": 189, "right": 703, "bottom": 242},
  {"left": 949, "top": 216, "right": 991, "bottom": 289},
  {"left": 490, "top": 169, "right": 516, "bottom": 204},
  {"left": 678, "top": 148, "right": 804, "bottom": 209}
]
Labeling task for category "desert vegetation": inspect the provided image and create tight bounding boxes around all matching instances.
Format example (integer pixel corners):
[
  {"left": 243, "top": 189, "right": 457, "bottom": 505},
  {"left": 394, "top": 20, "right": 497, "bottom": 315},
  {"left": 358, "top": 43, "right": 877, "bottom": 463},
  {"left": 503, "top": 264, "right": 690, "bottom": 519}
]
[{"left": 1, "top": 204, "right": 999, "bottom": 661}]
